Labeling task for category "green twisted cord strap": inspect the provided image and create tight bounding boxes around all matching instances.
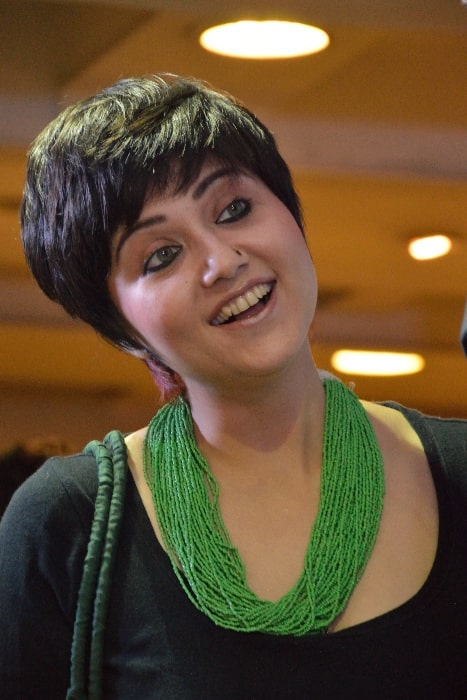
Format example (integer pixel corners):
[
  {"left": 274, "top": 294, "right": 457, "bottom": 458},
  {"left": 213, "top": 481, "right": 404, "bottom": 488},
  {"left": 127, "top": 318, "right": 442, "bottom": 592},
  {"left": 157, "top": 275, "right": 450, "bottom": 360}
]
[{"left": 67, "top": 431, "right": 128, "bottom": 700}]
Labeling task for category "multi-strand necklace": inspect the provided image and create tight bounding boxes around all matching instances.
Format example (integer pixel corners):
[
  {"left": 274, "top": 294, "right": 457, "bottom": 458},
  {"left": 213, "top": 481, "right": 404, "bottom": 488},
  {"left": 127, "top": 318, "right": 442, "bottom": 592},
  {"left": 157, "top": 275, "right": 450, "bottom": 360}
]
[{"left": 143, "top": 379, "right": 384, "bottom": 635}]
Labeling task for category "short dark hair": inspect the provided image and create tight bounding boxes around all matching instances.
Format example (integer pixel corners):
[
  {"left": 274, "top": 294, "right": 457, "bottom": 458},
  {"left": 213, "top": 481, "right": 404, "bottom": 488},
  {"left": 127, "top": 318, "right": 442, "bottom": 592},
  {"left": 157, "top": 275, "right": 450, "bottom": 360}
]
[{"left": 21, "top": 74, "right": 304, "bottom": 399}]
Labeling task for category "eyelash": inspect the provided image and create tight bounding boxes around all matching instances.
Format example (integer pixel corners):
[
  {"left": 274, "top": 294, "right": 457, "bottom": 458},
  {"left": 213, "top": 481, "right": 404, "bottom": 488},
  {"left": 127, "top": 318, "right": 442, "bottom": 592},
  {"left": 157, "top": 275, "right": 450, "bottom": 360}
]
[
  {"left": 216, "top": 198, "right": 251, "bottom": 224},
  {"left": 143, "top": 197, "right": 252, "bottom": 274},
  {"left": 144, "top": 245, "right": 181, "bottom": 274}
]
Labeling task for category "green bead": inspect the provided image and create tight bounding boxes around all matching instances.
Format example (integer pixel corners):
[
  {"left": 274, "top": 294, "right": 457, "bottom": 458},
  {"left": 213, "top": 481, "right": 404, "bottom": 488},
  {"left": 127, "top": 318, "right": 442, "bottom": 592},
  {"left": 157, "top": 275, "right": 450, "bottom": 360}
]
[{"left": 143, "top": 380, "right": 385, "bottom": 636}]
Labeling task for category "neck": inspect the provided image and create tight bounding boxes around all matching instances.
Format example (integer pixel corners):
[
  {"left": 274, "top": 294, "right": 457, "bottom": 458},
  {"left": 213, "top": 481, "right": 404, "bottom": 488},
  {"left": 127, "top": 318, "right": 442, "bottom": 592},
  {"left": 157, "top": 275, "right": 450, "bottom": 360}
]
[{"left": 184, "top": 353, "right": 326, "bottom": 473}]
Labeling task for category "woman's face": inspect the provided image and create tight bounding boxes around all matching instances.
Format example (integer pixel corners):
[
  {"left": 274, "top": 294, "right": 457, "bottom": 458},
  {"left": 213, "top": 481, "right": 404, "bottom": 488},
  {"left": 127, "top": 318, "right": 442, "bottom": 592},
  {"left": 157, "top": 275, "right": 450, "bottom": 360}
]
[{"left": 108, "top": 162, "right": 317, "bottom": 394}]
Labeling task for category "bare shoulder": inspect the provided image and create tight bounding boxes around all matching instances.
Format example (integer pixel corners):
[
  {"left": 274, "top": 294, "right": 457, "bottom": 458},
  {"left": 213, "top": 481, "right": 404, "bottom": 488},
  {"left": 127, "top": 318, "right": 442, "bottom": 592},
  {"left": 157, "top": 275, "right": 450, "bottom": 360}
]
[
  {"left": 329, "top": 399, "right": 439, "bottom": 631},
  {"left": 124, "top": 427, "right": 147, "bottom": 462},
  {"left": 362, "top": 400, "right": 425, "bottom": 453},
  {"left": 360, "top": 399, "right": 436, "bottom": 520},
  {"left": 124, "top": 426, "right": 148, "bottom": 490},
  {"left": 124, "top": 426, "right": 163, "bottom": 540}
]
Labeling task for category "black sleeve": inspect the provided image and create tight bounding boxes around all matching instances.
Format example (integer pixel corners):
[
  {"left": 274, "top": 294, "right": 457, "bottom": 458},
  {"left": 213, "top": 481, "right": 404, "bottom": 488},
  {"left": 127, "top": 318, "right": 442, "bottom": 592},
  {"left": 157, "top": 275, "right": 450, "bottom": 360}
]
[
  {"left": 427, "top": 414, "right": 467, "bottom": 523},
  {"left": 386, "top": 403, "right": 467, "bottom": 530},
  {"left": 0, "top": 454, "right": 98, "bottom": 699}
]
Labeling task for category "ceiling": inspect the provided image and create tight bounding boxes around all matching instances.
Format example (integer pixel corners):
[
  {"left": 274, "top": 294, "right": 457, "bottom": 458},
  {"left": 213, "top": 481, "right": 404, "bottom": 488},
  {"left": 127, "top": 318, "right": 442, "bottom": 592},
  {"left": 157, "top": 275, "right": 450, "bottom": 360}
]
[{"left": 1, "top": 0, "right": 466, "bottom": 424}]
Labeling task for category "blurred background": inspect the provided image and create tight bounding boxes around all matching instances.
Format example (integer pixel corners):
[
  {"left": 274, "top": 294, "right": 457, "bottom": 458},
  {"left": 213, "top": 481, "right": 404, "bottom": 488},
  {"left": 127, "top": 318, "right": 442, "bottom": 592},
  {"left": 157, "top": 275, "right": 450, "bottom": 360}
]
[{"left": 0, "top": 0, "right": 466, "bottom": 453}]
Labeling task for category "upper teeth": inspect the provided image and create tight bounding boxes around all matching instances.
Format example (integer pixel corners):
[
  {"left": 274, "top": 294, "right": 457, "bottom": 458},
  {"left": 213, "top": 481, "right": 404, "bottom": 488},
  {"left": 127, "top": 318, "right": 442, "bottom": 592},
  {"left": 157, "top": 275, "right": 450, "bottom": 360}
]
[{"left": 213, "top": 283, "right": 272, "bottom": 325}]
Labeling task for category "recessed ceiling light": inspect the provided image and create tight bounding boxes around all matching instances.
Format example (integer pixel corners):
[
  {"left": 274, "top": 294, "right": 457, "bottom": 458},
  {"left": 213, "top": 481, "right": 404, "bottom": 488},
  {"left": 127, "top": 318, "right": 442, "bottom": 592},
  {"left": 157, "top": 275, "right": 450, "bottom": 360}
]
[
  {"left": 331, "top": 350, "right": 425, "bottom": 377},
  {"left": 408, "top": 234, "right": 452, "bottom": 261},
  {"left": 199, "top": 20, "right": 330, "bottom": 59}
]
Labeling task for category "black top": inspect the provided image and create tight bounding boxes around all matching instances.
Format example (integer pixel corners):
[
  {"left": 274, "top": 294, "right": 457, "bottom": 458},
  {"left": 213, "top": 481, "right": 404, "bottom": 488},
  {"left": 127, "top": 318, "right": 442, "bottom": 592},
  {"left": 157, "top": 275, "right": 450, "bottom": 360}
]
[{"left": 1, "top": 403, "right": 467, "bottom": 699}]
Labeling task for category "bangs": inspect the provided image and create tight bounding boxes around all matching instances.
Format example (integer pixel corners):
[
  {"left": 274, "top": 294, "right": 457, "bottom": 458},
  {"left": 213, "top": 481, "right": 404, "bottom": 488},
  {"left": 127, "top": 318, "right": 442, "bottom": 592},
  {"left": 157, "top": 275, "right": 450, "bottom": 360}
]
[{"left": 114, "top": 88, "right": 271, "bottom": 231}]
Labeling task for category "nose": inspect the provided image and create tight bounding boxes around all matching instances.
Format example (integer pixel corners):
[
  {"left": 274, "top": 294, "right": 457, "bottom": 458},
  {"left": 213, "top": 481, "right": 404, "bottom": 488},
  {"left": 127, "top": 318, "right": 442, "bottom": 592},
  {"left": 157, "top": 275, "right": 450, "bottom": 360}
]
[{"left": 201, "top": 237, "right": 248, "bottom": 287}]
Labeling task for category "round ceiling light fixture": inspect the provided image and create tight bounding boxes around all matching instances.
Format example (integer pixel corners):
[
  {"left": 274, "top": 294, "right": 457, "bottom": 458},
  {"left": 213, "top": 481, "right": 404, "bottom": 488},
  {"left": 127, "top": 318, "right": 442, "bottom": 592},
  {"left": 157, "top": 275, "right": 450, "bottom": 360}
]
[
  {"left": 331, "top": 350, "right": 425, "bottom": 377},
  {"left": 408, "top": 234, "right": 453, "bottom": 261},
  {"left": 199, "top": 20, "right": 330, "bottom": 59}
]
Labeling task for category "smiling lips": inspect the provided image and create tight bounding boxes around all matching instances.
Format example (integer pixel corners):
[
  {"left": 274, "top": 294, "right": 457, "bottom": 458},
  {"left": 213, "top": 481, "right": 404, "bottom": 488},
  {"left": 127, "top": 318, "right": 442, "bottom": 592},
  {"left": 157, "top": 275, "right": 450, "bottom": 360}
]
[{"left": 211, "top": 282, "right": 274, "bottom": 326}]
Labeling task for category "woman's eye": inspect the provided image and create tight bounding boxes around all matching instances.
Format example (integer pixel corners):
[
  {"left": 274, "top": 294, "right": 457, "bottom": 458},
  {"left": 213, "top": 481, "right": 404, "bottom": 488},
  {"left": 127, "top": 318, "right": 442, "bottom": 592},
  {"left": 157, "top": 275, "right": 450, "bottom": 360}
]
[
  {"left": 216, "top": 198, "right": 251, "bottom": 224},
  {"left": 144, "top": 245, "right": 181, "bottom": 274}
]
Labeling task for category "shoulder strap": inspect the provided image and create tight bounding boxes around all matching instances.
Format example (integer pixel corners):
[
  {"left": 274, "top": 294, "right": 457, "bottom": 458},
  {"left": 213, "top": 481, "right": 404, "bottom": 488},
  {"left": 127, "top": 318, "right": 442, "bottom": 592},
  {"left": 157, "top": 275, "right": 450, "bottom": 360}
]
[{"left": 67, "top": 431, "right": 128, "bottom": 700}]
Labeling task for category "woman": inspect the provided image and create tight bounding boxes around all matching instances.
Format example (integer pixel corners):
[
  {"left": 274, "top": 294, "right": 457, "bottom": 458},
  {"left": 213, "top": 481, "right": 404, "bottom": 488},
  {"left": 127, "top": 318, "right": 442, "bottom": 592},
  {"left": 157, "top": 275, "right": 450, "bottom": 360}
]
[{"left": 1, "top": 75, "right": 466, "bottom": 699}]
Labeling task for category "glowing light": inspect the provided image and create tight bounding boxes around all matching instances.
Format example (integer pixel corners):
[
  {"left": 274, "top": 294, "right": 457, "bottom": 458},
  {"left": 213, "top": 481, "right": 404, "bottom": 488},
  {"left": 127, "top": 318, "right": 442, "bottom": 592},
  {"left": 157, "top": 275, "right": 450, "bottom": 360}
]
[
  {"left": 199, "top": 21, "right": 330, "bottom": 59},
  {"left": 331, "top": 350, "right": 425, "bottom": 377},
  {"left": 408, "top": 234, "right": 452, "bottom": 261}
]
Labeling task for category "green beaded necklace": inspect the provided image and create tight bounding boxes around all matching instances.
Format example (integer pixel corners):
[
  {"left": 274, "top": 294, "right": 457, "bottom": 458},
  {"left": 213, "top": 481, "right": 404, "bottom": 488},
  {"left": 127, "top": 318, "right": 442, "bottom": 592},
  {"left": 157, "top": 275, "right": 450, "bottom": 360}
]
[{"left": 143, "top": 379, "right": 384, "bottom": 636}]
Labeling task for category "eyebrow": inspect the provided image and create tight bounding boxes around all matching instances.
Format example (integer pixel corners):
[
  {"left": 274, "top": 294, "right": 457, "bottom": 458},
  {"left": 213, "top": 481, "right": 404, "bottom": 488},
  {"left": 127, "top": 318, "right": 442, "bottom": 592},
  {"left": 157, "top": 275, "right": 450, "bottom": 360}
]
[{"left": 114, "top": 166, "right": 240, "bottom": 261}]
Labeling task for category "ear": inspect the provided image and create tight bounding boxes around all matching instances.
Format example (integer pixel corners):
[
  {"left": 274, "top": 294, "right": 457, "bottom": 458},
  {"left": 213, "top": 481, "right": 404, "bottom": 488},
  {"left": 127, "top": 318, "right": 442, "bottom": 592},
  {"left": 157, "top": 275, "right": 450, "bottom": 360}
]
[{"left": 142, "top": 354, "right": 186, "bottom": 402}]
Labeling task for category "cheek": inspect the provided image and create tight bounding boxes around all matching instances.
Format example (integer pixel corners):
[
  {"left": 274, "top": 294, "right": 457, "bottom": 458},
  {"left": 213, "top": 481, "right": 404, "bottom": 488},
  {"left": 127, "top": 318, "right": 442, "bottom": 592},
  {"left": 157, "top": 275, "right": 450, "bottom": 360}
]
[
  {"left": 107, "top": 279, "right": 152, "bottom": 342},
  {"left": 110, "top": 287, "right": 141, "bottom": 331},
  {"left": 108, "top": 273, "right": 189, "bottom": 361},
  {"left": 282, "top": 229, "right": 318, "bottom": 312},
  {"left": 277, "top": 222, "right": 314, "bottom": 273},
  {"left": 120, "top": 288, "right": 189, "bottom": 353}
]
